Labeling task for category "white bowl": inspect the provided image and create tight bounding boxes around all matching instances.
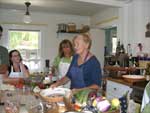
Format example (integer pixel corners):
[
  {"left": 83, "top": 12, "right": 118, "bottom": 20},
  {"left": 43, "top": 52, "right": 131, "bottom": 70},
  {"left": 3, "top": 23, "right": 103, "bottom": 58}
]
[
  {"left": 122, "top": 75, "right": 145, "bottom": 83},
  {"left": 40, "top": 87, "right": 71, "bottom": 97}
]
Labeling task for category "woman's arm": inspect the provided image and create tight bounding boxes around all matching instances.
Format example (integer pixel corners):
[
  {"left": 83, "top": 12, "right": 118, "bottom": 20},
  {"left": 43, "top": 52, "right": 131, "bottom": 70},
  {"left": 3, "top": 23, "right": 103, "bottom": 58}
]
[
  {"left": 50, "top": 76, "right": 70, "bottom": 88},
  {"left": 3, "top": 77, "right": 22, "bottom": 84},
  {"left": 51, "top": 56, "right": 61, "bottom": 74},
  {"left": 20, "top": 62, "right": 29, "bottom": 77},
  {"left": 0, "top": 64, "right": 8, "bottom": 74},
  {"left": 72, "top": 84, "right": 100, "bottom": 94},
  {"left": 3, "top": 71, "right": 22, "bottom": 84}
]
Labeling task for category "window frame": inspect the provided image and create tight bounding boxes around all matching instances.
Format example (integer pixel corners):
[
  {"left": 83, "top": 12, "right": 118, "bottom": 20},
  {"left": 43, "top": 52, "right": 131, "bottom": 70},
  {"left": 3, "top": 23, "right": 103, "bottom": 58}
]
[
  {"left": 8, "top": 29, "right": 41, "bottom": 72},
  {"left": 1, "top": 24, "right": 46, "bottom": 72}
]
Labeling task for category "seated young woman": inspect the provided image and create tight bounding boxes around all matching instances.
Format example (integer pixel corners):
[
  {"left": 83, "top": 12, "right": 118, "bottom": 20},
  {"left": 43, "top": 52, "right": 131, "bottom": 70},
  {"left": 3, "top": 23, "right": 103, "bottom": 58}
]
[{"left": 3, "top": 49, "right": 29, "bottom": 84}]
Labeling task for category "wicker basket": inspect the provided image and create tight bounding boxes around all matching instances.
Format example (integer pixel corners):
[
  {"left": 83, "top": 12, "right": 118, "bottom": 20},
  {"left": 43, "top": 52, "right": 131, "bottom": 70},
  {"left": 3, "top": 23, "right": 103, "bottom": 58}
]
[{"left": 40, "top": 95, "right": 64, "bottom": 103}]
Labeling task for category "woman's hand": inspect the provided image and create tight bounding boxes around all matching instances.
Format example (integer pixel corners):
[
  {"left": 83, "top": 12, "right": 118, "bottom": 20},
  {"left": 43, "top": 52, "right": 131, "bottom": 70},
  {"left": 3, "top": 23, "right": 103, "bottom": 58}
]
[
  {"left": 72, "top": 88, "right": 82, "bottom": 95},
  {"left": 19, "top": 62, "right": 29, "bottom": 77},
  {"left": 19, "top": 61, "right": 24, "bottom": 66},
  {"left": 50, "top": 82, "right": 59, "bottom": 89},
  {"left": 72, "top": 85, "right": 100, "bottom": 95}
]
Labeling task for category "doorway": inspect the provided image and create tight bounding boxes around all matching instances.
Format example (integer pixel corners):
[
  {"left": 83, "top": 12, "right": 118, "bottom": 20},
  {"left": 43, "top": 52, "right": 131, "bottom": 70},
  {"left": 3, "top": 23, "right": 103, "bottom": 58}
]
[{"left": 105, "top": 27, "right": 117, "bottom": 56}]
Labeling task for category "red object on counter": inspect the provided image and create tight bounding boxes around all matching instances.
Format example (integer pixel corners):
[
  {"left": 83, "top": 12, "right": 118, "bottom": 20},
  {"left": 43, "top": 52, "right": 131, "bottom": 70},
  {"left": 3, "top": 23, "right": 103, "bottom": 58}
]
[
  {"left": 38, "top": 83, "right": 45, "bottom": 89},
  {"left": 10, "top": 78, "right": 25, "bottom": 89},
  {"left": 15, "top": 83, "right": 24, "bottom": 89}
]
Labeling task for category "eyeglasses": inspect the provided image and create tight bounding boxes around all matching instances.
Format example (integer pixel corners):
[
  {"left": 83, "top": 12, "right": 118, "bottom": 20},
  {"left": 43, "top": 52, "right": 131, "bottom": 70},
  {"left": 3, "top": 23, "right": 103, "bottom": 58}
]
[
  {"left": 62, "top": 45, "right": 70, "bottom": 48},
  {"left": 12, "top": 55, "right": 19, "bottom": 57}
]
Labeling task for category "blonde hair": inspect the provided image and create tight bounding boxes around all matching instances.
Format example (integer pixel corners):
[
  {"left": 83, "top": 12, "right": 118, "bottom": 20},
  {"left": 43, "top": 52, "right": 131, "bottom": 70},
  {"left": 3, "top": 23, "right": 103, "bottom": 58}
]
[
  {"left": 59, "top": 39, "right": 74, "bottom": 58},
  {"left": 73, "top": 33, "right": 92, "bottom": 49}
]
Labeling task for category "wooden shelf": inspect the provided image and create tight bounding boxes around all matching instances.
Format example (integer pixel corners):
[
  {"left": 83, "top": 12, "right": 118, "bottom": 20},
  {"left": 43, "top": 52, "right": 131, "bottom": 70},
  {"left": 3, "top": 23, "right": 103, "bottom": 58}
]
[{"left": 57, "top": 31, "right": 82, "bottom": 34}]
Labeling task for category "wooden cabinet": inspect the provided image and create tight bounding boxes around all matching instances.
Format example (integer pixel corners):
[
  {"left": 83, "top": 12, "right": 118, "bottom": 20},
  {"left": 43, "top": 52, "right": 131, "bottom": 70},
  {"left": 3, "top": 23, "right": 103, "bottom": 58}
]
[{"left": 106, "top": 80, "right": 132, "bottom": 100}]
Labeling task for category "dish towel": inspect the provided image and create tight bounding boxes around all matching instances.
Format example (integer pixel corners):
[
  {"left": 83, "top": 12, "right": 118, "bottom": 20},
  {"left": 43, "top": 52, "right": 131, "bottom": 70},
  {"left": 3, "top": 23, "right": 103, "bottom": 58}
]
[
  {"left": 127, "top": 99, "right": 141, "bottom": 113},
  {"left": 141, "top": 81, "right": 150, "bottom": 113}
]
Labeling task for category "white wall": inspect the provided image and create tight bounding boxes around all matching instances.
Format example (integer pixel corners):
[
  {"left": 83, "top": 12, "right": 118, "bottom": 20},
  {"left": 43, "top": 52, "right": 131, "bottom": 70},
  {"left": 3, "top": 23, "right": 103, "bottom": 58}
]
[
  {"left": 90, "top": 7, "right": 119, "bottom": 28},
  {"left": 0, "top": 9, "right": 90, "bottom": 70},
  {"left": 119, "top": 0, "right": 150, "bottom": 56},
  {"left": 89, "top": 8, "right": 117, "bottom": 68},
  {"left": 90, "top": 0, "right": 150, "bottom": 57},
  {"left": 90, "top": 7, "right": 119, "bottom": 68},
  {"left": 90, "top": 29, "right": 105, "bottom": 68}
]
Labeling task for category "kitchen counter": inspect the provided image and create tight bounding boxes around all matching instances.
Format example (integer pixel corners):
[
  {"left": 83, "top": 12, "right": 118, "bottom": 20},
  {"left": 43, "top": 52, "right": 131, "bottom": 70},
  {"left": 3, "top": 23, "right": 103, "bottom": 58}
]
[
  {"left": 106, "top": 77, "right": 134, "bottom": 87},
  {"left": 106, "top": 76, "right": 148, "bottom": 103},
  {"left": 106, "top": 76, "right": 147, "bottom": 87},
  {"left": 104, "top": 66, "right": 136, "bottom": 72}
]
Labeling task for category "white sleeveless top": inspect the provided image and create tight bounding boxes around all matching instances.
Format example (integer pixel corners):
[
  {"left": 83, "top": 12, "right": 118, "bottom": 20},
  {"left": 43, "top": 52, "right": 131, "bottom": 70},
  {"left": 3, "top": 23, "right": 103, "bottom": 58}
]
[{"left": 9, "top": 65, "right": 24, "bottom": 78}]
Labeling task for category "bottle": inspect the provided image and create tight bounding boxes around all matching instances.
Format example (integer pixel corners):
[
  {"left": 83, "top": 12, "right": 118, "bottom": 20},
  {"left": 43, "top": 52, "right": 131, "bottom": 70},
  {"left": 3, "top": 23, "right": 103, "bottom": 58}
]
[
  {"left": 127, "top": 44, "right": 132, "bottom": 56},
  {"left": 116, "top": 41, "right": 121, "bottom": 56},
  {"left": 48, "top": 67, "right": 53, "bottom": 83},
  {"left": 44, "top": 59, "right": 50, "bottom": 76},
  {"left": 114, "top": 61, "right": 120, "bottom": 67},
  {"left": 129, "top": 54, "right": 133, "bottom": 67},
  {"left": 133, "top": 59, "right": 136, "bottom": 67},
  {"left": 120, "top": 44, "right": 125, "bottom": 53}
]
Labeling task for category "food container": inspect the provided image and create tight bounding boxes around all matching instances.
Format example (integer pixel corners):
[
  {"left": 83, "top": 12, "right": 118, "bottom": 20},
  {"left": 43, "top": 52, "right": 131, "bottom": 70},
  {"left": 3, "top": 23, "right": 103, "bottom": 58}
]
[
  {"left": 58, "top": 23, "right": 67, "bottom": 32},
  {"left": 67, "top": 23, "right": 76, "bottom": 32},
  {"left": 81, "top": 25, "right": 90, "bottom": 33}
]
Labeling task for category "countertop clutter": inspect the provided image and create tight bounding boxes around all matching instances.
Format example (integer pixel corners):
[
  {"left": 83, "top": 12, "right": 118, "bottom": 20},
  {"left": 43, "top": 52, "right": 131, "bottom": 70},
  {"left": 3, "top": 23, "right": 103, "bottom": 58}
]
[
  {"left": 0, "top": 65, "right": 148, "bottom": 113},
  {"left": 0, "top": 75, "right": 146, "bottom": 113},
  {"left": 0, "top": 79, "right": 120, "bottom": 113}
]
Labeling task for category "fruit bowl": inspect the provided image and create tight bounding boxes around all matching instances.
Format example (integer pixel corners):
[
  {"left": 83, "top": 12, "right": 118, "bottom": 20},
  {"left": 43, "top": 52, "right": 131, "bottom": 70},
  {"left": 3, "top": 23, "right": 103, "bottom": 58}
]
[{"left": 122, "top": 75, "right": 145, "bottom": 83}]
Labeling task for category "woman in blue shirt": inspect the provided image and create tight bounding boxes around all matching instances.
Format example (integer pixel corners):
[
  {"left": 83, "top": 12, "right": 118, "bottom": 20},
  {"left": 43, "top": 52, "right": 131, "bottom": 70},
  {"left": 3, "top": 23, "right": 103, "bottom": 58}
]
[{"left": 51, "top": 34, "right": 102, "bottom": 93}]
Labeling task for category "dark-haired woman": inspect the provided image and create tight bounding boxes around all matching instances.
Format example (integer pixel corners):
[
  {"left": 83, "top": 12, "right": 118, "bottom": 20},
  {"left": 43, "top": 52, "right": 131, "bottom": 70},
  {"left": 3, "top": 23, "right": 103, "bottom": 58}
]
[
  {"left": 52, "top": 39, "right": 74, "bottom": 88},
  {"left": 3, "top": 50, "right": 29, "bottom": 84},
  {"left": 8, "top": 50, "right": 29, "bottom": 78}
]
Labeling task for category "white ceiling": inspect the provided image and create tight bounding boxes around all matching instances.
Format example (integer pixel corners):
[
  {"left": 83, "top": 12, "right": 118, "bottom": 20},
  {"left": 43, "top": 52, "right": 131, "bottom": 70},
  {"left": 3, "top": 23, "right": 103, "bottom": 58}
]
[{"left": 0, "top": 0, "right": 132, "bottom": 16}]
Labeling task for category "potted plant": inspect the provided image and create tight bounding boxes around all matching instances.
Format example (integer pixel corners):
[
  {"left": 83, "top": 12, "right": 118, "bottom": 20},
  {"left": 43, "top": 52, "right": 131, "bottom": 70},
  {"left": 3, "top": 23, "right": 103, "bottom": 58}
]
[{"left": 144, "top": 63, "right": 150, "bottom": 81}]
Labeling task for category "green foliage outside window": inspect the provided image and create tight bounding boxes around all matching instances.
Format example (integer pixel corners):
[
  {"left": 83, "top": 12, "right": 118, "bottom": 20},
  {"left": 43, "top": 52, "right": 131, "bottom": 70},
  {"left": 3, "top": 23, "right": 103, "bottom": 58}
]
[{"left": 9, "top": 31, "right": 39, "bottom": 49}]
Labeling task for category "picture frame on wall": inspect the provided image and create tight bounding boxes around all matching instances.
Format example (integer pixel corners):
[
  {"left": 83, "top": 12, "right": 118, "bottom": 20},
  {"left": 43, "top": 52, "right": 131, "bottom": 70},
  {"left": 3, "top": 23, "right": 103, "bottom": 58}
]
[{"left": 145, "top": 22, "right": 150, "bottom": 38}]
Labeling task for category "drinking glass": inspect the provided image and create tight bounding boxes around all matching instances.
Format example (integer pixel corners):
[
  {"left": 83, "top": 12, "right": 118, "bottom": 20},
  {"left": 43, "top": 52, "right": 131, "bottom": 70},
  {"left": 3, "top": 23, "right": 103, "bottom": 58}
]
[
  {"left": 0, "top": 74, "right": 3, "bottom": 84},
  {"left": 4, "top": 99, "right": 20, "bottom": 113},
  {"left": 4, "top": 91, "right": 20, "bottom": 113}
]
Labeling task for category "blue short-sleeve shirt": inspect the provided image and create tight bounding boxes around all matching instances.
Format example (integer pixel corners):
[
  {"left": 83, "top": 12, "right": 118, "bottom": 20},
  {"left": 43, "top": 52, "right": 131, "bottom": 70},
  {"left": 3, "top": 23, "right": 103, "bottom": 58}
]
[{"left": 66, "top": 54, "right": 102, "bottom": 89}]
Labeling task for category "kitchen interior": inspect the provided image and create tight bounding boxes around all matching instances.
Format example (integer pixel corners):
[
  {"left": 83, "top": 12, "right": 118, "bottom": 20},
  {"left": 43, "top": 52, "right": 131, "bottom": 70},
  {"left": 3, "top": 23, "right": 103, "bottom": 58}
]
[{"left": 0, "top": 0, "right": 150, "bottom": 113}]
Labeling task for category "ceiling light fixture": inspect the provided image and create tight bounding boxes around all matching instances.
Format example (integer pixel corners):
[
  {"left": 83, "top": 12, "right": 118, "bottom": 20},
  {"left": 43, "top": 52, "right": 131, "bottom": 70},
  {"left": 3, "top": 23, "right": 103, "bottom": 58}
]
[{"left": 23, "top": 2, "right": 32, "bottom": 24}]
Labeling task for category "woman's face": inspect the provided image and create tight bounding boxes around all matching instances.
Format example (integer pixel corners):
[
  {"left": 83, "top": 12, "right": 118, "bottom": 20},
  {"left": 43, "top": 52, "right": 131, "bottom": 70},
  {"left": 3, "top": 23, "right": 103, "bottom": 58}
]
[
  {"left": 73, "top": 35, "right": 88, "bottom": 55},
  {"left": 62, "top": 43, "right": 71, "bottom": 55},
  {"left": 11, "top": 51, "right": 21, "bottom": 63}
]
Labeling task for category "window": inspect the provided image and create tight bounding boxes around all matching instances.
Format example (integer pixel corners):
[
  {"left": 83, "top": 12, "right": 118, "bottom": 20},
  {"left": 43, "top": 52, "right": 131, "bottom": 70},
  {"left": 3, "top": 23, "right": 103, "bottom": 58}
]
[
  {"left": 105, "top": 27, "right": 117, "bottom": 55},
  {"left": 9, "top": 30, "right": 41, "bottom": 72},
  {"left": 112, "top": 37, "right": 117, "bottom": 54}
]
